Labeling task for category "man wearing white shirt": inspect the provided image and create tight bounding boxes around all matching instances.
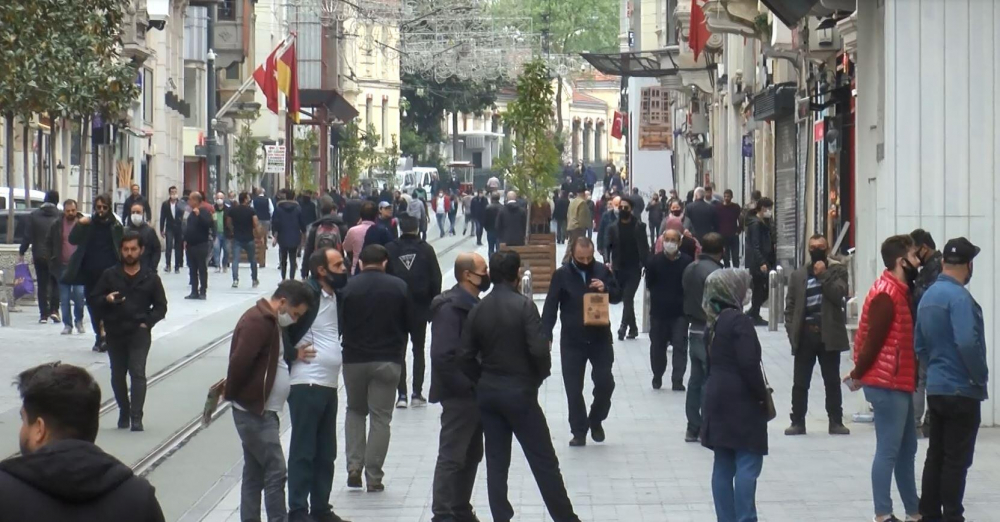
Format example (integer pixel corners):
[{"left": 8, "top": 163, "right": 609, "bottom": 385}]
[{"left": 285, "top": 248, "right": 351, "bottom": 522}]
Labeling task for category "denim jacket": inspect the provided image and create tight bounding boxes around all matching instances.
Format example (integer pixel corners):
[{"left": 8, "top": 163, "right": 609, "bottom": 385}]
[{"left": 914, "top": 274, "right": 989, "bottom": 400}]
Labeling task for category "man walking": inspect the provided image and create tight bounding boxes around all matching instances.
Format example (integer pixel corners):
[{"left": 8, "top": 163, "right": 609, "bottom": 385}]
[
  {"left": 482, "top": 194, "right": 503, "bottom": 255},
  {"left": 916, "top": 237, "right": 988, "bottom": 522},
  {"left": 229, "top": 192, "right": 261, "bottom": 289},
  {"left": 91, "top": 232, "right": 168, "bottom": 432},
  {"left": 301, "top": 196, "right": 347, "bottom": 274},
  {"left": 273, "top": 189, "right": 307, "bottom": 280},
  {"left": 66, "top": 194, "right": 124, "bottom": 351},
  {"left": 125, "top": 202, "right": 161, "bottom": 272},
  {"left": 18, "top": 190, "right": 62, "bottom": 323},
  {"left": 340, "top": 245, "right": 413, "bottom": 492},
  {"left": 429, "top": 252, "right": 489, "bottom": 522},
  {"left": 603, "top": 197, "right": 649, "bottom": 341},
  {"left": 47, "top": 199, "right": 87, "bottom": 335},
  {"left": 460, "top": 250, "right": 580, "bottom": 522},
  {"left": 386, "top": 215, "right": 442, "bottom": 408},
  {"left": 343, "top": 201, "right": 379, "bottom": 274},
  {"left": 252, "top": 187, "right": 275, "bottom": 239},
  {"left": 496, "top": 191, "right": 527, "bottom": 247},
  {"left": 159, "top": 186, "right": 184, "bottom": 273},
  {"left": 910, "top": 228, "right": 942, "bottom": 438},
  {"left": 563, "top": 192, "right": 592, "bottom": 263},
  {"left": 542, "top": 237, "right": 621, "bottom": 446},
  {"left": 681, "top": 232, "right": 724, "bottom": 442},
  {"left": 184, "top": 192, "right": 212, "bottom": 300},
  {"left": 470, "top": 190, "right": 488, "bottom": 246},
  {"left": 226, "top": 280, "right": 314, "bottom": 522},
  {"left": 212, "top": 192, "right": 231, "bottom": 272},
  {"left": 0, "top": 363, "right": 165, "bottom": 521},
  {"left": 717, "top": 189, "right": 743, "bottom": 267},
  {"left": 645, "top": 229, "right": 692, "bottom": 391},
  {"left": 683, "top": 187, "right": 718, "bottom": 242},
  {"left": 553, "top": 190, "right": 569, "bottom": 244},
  {"left": 285, "top": 248, "right": 351, "bottom": 522},
  {"left": 745, "top": 197, "right": 774, "bottom": 325},
  {"left": 784, "top": 234, "right": 851, "bottom": 436},
  {"left": 121, "top": 184, "right": 151, "bottom": 224}
]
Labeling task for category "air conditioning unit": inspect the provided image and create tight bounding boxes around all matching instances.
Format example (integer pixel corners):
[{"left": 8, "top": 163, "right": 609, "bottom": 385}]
[{"left": 753, "top": 83, "right": 797, "bottom": 122}]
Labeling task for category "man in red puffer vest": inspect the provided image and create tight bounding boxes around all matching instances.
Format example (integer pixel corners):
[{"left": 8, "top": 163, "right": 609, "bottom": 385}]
[{"left": 844, "top": 234, "right": 922, "bottom": 522}]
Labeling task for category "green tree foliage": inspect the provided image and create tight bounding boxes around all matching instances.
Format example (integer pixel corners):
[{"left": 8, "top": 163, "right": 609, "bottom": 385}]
[
  {"left": 380, "top": 134, "right": 400, "bottom": 187},
  {"left": 233, "top": 113, "right": 263, "bottom": 189},
  {"left": 400, "top": 74, "right": 499, "bottom": 160},
  {"left": 489, "top": 0, "right": 618, "bottom": 55},
  {"left": 495, "top": 59, "right": 559, "bottom": 205},
  {"left": 293, "top": 129, "right": 319, "bottom": 192},
  {"left": 361, "top": 124, "right": 381, "bottom": 178},
  {"left": 338, "top": 121, "right": 364, "bottom": 188}
]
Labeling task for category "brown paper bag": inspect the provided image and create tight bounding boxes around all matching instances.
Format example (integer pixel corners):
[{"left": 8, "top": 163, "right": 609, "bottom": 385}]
[{"left": 583, "top": 292, "right": 610, "bottom": 326}]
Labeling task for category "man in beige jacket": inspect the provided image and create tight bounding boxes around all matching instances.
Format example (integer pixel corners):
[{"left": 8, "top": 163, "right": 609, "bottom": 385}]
[{"left": 563, "top": 192, "right": 593, "bottom": 262}]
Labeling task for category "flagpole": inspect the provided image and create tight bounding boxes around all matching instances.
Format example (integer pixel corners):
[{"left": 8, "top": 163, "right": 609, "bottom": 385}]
[{"left": 214, "top": 33, "right": 297, "bottom": 121}]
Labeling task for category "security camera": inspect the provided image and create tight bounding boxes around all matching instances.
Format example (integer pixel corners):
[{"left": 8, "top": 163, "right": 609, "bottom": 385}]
[{"left": 211, "top": 118, "right": 218, "bottom": 127}]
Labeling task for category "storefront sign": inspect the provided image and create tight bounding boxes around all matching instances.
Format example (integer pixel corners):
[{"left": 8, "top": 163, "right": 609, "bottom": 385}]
[
  {"left": 264, "top": 145, "right": 285, "bottom": 174},
  {"left": 813, "top": 120, "right": 825, "bottom": 143}
]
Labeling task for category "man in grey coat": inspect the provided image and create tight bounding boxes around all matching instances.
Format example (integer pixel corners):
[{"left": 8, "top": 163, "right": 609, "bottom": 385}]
[{"left": 783, "top": 234, "right": 851, "bottom": 436}]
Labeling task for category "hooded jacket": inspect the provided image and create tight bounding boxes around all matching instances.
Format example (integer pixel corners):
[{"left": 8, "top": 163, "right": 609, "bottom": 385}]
[
  {"left": 429, "top": 284, "right": 480, "bottom": 403},
  {"left": 496, "top": 201, "right": 527, "bottom": 247},
  {"left": 126, "top": 222, "right": 162, "bottom": 272},
  {"left": 19, "top": 203, "right": 61, "bottom": 261},
  {"left": 0, "top": 439, "right": 164, "bottom": 522},
  {"left": 271, "top": 200, "right": 307, "bottom": 249},
  {"left": 225, "top": 299, "right": 283, "bottom": 415}
]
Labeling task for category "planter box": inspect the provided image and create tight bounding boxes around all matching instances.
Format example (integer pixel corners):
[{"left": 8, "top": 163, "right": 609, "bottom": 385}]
[{"left": 501, "top": 233, "right": 556, "bottom": 294}]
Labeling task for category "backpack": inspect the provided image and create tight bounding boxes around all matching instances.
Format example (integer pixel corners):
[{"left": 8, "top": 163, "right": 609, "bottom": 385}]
[{"left": 314, "top": 221, "right": 342, "bottom": 251}]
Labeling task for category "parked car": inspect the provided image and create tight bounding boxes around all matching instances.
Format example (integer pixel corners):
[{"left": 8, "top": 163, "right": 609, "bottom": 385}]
[{"left": 0, "top": 188, "right": 48, "bottom": 245}]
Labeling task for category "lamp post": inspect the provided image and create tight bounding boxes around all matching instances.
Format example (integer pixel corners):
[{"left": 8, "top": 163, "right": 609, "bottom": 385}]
[{"left": 206, "top": 3, "right": 219, "bottom": 195}]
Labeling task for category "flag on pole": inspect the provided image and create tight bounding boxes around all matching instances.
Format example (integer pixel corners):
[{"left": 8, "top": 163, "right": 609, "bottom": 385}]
[
  {"left": 277, "top": 43, "right": 300, "bottom": 123},
  {"left": 611, "top": 111, "right": 624, "bottom": 140},
  {"left": 253, "top": 49, "right": 279, "bottom": 114},
  {"left": 689, "top": 0, "right": 710, "bottom": 62}
]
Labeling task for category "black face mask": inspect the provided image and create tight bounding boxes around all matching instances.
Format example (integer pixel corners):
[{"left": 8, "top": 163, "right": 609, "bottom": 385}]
[
  {"left": 473, "top": 273, "right": 491, "bottom": 292},
  {"left": 325, "top": 271, "right": 348, "bottom": 290},
  {"left": 902, "top": 260, "right": 919, "bottom": 283},
  {"left": 809, "top": 249, "right": 827, "bottom": 265},
  {"left": 573, "top": 259, "right": 594, "bottom": 273},
  {"left": 619, "top": 208, "right": 632, "bottom": 220},
  {"left": 670, "top": 210, "right": 682, "bottom": 217}
]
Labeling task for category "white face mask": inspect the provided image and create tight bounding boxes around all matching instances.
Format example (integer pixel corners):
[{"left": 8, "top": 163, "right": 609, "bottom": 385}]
[
  {"left": 277, "top": 311, "right": 295, "bottom": 327},
  {"left": 216, "top": 198, "right": 224, "bottom": 205},
  {"left": 763, "top": 209, "right": 773, "bottom": 219},
  {"left": 664, "top": 241, "right": 679, "bottom": 255},
  {"left": 130, "top": 214, "right": 144, "bottom": 226}
]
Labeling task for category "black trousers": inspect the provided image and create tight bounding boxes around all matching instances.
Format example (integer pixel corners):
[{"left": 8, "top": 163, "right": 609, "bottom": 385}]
[
  {"left": 555, "top": 219, "right": 567, "bottom": 243},
  {"left": 723, "top": 235, "right": 741, "bottom": 268},
  {"left": 561, "top": 342, "right": 615, "bottom": 437},
  {"left": 649, "top": 314, "right": 688, "bottom": 385},
  {"left": 790, "top": 327, "right": 843, "bottom": 424},
  {"left": 279, "top": 246, "right": 298, "bottom": 280},
  {"left": 164, "top": 227, "right": 183, "bottom": 269},
  {"left": 748, "top": 269, "right": 769, "bottom": 319},
  {"left": 474, "top": 219, "right": 484, "bottom": 245},
  {"left": 107, "top": 328, "right": 151, "bottom": 418},
  {"left": 34, "top": 261, "right": 59, "bottom": 318},
  {"left": 648, "top": 222, "right": 660, "bottom": 244},
  {"left": 477, "top": 382, "right": 579, "bottom": 522},
  {"left": 615, "top": 268, "right": 642, "bottom": 332},
  {"left": 287, "top": 384, "right": 338, "bottom": 516},
  {"left": 398, "top": 305, "right": 429, "bottom": 397},
  {"left": 920, "top": 395, "right": 981, "bottom": 522},
  {"left": 486, "top": 230, "right": 499, "bottom": 256},
  {"left": 83, "top": 276, "right": 103, "bottom": 344},
  {"left": 432, "top": 397, "right": 484, "bottom": 522},
  {"left": 187, "top": 242, "right": 210, "bottom": 295}
]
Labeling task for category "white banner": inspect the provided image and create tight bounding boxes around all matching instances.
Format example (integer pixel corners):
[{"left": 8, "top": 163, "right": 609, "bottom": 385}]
[{"left": 264, "top": 145, "right": 285, "bottom": 174}]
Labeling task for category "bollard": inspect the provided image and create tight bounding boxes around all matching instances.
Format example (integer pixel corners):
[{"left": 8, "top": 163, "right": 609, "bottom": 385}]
[
  {"left": 775, "top": 265, "right": 785, "bottom": 323},
  {"left": 641, "top": 288, "right": 651, "bottom": 334},
  {"left": 520, "top": 269, "right": 532, "bottom": 296},
  {"left": 767, "top": 270, "right": 778, "bottom": 331},
  {"left": 0, "top": 269, "right": 8, "bottom": 327}
]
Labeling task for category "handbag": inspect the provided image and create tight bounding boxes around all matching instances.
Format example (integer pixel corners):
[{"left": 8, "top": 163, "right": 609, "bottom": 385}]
[
  {"left": 12, "top": 262, "right": 34, "bottom": 300},
  {"left": 760, "top": 362, "right": 777, "bottom": 422}
]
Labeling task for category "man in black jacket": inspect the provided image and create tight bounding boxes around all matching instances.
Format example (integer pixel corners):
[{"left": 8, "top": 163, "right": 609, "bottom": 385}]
[
  {"left": 604, "top": 197, "right": 650, "bottom": 340},
  {"left": 745, "top": 197, "right": 774, "bottom": 324},
  {"left": 459, "top": 251, "right": 580, "bottom": 522},
  {"left": 159, "top": 186, "right": 184, "bottom": 273},
  {"left": 0, "top": 363, "right": 165, "bottom": 521},
  {"left": 125, "top": 202, "right": 161, "bottom": 272},
  {"left": 273, "top": 189, "right": 308, "bottom": 280},
  {"left": 553, "top": 190, "right": 570, "bottom": 244},
  {"left": 645, "top": 229, "right": 693, "bottom": 392},
  {"left": 19, "top": 190, "right": 62, "bottom": 323},
  {"left": 495, "top": 191, "right": 527, "bottom": 247},
  {"left": 910, "top": 228, "right": 942, "bottom": 437},
  {"left": 683, "top": 187, "right": 718, "bottom": 241},
  {"left": 482, "top": 194, "right": 503, "bottom": 255},
  {"left": 67, "top": 194, "right": 124, "bottom": 351},
  {"left": 542, "top": 237, "right": 622, "bottom": 446},
  {"left": 184, "top": 192, "right": 213, "bottom": 299},
  {"left": 470, "top": 190, "right": 488, "bottom": 246},
  {"left": 340, "top": 245, "right": 413, "bottom": 492},
  {"left": 680, "top": 232, "right": 724, "bottom": 441},
  {"left": 386, "top": 215, "right": 442, "bottom": 407},
  {"left": 121, "top": 184, "right": 151, "bottom": 224},
  {"left": 430, "top": 252, "right": 488, "bottom": 522},
  {"left": 91, "top": 232, "right": 168, "bottom": 431}
]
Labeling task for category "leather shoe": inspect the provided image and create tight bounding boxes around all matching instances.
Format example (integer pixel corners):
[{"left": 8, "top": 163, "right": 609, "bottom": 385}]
[
  {"left": 652, "top": 376, "right": 662, "bottom": 390},
  {"left": 590, "top": 422, "right": 605, "bottom": 443},
  {"left": 130, "top": 415, "right": 144, "bottom": 432},
  {"left": 784, "top": 423, "right": 806, "bottom": 436},
  {"left": 617, "top": 326, "right": 626, "bottom": 341},
  {"left": 569, "top": 435, "right": 587, "bottom": 447},
  {"left": 672, "top": 382, "right": 686, "bottom": 392},
  {"left": 829, "top": 422, "right": 851, "bottom": 435},
  {"left": 118, "top": 411, "right": 130, "bottom": 429},
  {"left": 684, "top": 428, "right": 699, "bottom": 443},
  {"left": 347, "top": 470, "right": 363, "bottom": 488},
  {"left": 184, "top": 293, "right": 199, "bottom": 300},
  {"left": 312, "top": 512, "right": 351, "bottom": 522},
  {"left": 366, "top": 483, "right": 385, "bottom": 493}
]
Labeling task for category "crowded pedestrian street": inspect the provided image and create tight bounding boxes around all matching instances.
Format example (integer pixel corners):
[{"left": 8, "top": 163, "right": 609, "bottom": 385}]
[{"left": 1, "top": 238, "right": 997, "bottom": 522}]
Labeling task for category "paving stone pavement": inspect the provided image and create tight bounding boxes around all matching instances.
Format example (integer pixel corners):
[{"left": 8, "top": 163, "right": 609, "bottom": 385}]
[{"left": 199, "top": 242, "right": 1000, "bottom": 522}]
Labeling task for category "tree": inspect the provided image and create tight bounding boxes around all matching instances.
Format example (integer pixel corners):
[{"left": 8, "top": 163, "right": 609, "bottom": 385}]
[
  {"left": 361, "top": 123, "right": 381, "bottom": 179},
  {"left": 293, "top": 129, "right": 319, "bottom": 192},
  {"left": 338, "top": 120, "right": 364, "bottom": 188},
  {"left": 400, "top": 73, "right": 499, "bottom": 161},
  {"left": 380, "top": 134, "right": 400, "bottom": 187},
  {"left": 233, "top": 113, "right": 263, "bottom": 189},
  {"left": 496, "top": 59, "right": 559, "bottom": 209}
]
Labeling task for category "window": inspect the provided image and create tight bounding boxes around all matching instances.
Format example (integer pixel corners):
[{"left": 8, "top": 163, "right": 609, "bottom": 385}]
[
  {"left": 225, "top": 62, "right": 241, "bottom": 81},
  {"left": 365, "top": 96, "right": 373, "bottom": 129},
  {"left": 218, "top": 0, "right": 236, "bottom": 20},
  {"left": 143, "top": 68, "right": 154, "bottom": 123},
  {"left": 381, "top": 97, "right": 388, "bottom": 147}
]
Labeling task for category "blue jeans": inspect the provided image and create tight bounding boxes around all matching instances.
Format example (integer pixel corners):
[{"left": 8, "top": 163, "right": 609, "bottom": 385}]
[
  {"left": 57, "top": 267, "right": 85, "bottom": 327},
  {"left": 213, "top": 235, "right": 231, "bottom": 268},
  {"left": 864, "top": 385, "right": 919, "bottom": 517},
  {"left": 712, "top": 448, "right": 763, "bottom": 522},
  {"left": 232, "top": 240, "right": 258, "bottom": 283},
  {"left": 436, "top": 214, "right": 446, "bottom": 237}
]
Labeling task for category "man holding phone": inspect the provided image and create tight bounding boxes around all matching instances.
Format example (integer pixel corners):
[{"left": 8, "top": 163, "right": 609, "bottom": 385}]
[
  {"left": 90, "top": 231, "right": 168, "bottom": 432},
  {"left": 284, "top": 248, "right": 351, "bottom": 522}
]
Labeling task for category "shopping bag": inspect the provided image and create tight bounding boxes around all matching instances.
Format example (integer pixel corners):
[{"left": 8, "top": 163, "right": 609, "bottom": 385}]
[
  {"left": 13, "top": 262, "right": 34, "bottom": 300},
  {"left": 583, "top": 292, "right": 610, "bottom": 326}
]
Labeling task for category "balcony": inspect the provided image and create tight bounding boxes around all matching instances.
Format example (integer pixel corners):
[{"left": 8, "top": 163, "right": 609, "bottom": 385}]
[
  {"left": 122, "top": 0, "right": 154, "bottom": 64},
  {"left": 704, "top": 0, "right": 758, "bottom": 39}
]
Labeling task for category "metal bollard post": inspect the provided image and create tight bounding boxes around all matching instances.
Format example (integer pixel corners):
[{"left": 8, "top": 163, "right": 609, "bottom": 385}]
[
  {"left": 767, "top": 270, "right": 778, "bottom": 331},
  {"left": 641, "top": 288, "right": 651, "bottom": 334},
  {"left": 0, "top": 269, "right": 8, "bottom": 327},
  {"left": 520, "top": 269, "right": 532, "bottom": 296},
  {"left": 775, "top": 265, "right": 785, "bottom": 323}
]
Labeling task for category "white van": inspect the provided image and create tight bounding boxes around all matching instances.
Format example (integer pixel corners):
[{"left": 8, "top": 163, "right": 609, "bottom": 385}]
[{"left": 0, "top": 187, "right": 48, "bottom": 210}]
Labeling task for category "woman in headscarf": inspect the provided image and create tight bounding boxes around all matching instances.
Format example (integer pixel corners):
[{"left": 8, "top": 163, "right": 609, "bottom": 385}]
[{"left": 700, "top": 268, "right": 770, "bottom": 522}]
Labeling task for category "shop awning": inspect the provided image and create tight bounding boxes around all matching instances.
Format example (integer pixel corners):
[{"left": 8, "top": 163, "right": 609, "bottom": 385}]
[
  {"left": 580, "top": 51, "right": 714, "bottom": 78},
  {"left": 300, "top": 89, "right": 360, "bottom": 123},
  {"left": 759, "top": 0, "right": 822, "bottom": 28}
]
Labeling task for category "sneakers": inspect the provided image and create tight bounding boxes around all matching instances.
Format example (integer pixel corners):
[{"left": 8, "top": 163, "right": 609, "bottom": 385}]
[
  {"left": 49, "top": 313, "right": 60, "bottom": 323},
  {"left": 131, "top": 415, "right": 144, "bottom": 432},
  {"left": 346, "top": 470, "right": 363, "bottom": 488},
  {"left": 232, "top": 280, "right": 239, "bottom": 288},
  {"left": 75, "top": 320, "right": 85, "bottom": 334},
  {"left": 590, "top": 421, "right": 605, "bottom": 443},
  {"left": 61, "top": 325, "right": 73, "bottom": 335},
  {"left": 410, "top": 394, "right": 427, "bottom": 407},
  {"left": 684, "top": 428, "right": 700, "bottom": 443},
  {"left": 569, "top": 435, "right": 587, "bottom": 447},
  {"left": 784, "top": 423, "right": 807, "bottom": 436},
  {"left": 223, "top": 266, "right": 229, "bottom": 274},
  {"left": 39, "top": 316, "right": 48, "bottom": 324},
  {"left": 366, "top": 483, "right": 385, "bottom": 493},
  {"left": 395, "top": 396, "right": 408, "bottom": 409},
  {"left": 829, "top": 421, "right": 851, "bottom": 435}
]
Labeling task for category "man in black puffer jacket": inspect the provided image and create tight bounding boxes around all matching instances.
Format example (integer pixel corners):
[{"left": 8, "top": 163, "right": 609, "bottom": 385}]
[
  {"left": 0, "top": 363, "right": 164, "bottom": 522},
  {"left": 18, "top": 190, "right": 63, "bottom": 323}
]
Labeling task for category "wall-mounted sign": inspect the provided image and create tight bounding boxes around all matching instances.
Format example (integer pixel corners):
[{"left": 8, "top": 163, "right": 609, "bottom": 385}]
[{"left": 264, "top": 145, "right": 286, "bottom": 174}]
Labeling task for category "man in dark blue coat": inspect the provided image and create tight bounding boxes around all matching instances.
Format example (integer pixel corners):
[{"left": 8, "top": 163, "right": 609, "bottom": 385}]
[
  {"left": 542, "top": 237, "right": 622, "bottom": 446},
  {"left": 272, "top": 189, "right": 307, "bottom": 280}
]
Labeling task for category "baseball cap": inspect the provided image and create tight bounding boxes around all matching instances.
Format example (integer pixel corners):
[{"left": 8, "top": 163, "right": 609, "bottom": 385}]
[
  {"left": 942, "top": 237, "right": 980, "bottom": 264},
  {"left": 378, "top": 201, "right": 391, "bottom": 209}
]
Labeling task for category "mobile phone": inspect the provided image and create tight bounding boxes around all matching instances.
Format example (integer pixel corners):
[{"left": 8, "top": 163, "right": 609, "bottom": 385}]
[{"left": 113, "top": 293, "right": 126, "bottom": 303}]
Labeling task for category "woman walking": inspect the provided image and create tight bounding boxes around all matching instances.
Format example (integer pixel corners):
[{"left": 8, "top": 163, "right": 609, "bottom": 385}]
[{"left": 700, "top": 269, "right": 769, "bottom": 522}]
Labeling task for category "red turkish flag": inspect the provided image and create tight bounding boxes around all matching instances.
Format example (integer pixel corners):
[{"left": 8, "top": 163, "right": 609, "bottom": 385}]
[
  {"left": 253, "top": 49, "right": 279, "bottom": 114},
  {"left": 689, "top": 0, "right": 711, "bottom": 62},
  {"left": 611, "top": 111, "right": 624, "bottom": 140}
]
